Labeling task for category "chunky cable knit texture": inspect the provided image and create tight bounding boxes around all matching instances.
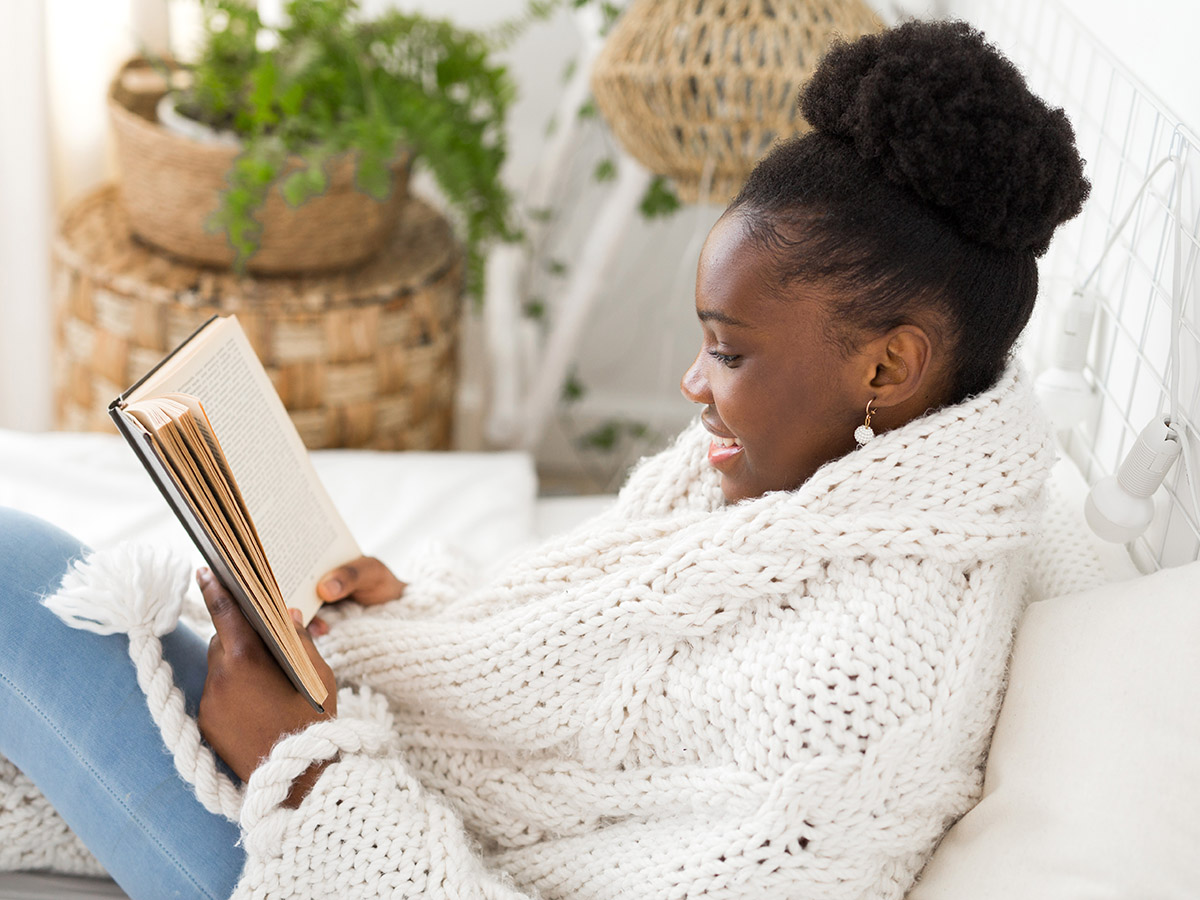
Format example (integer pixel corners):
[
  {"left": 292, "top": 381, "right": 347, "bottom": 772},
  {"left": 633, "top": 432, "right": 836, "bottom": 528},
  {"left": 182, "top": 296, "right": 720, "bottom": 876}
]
[
  {"left": 0, "top": 757, "right": 106, "bottom": 877},
  {"left": 6, "top": 365, "right": 1053, "bottom": 899}
]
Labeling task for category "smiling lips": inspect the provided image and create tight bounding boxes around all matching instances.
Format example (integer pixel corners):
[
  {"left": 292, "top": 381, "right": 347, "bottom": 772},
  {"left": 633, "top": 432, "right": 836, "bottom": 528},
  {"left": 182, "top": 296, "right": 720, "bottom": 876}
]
[{"left": 702, "top": 415, "right": 743, "bottom": 468}]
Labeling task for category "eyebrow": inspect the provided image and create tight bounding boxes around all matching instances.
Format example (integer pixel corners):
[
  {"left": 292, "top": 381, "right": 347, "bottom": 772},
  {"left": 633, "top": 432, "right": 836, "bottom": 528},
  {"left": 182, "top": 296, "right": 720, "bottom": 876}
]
[{"left": 697, "top": 309, "right": 754, "bottom": 328}]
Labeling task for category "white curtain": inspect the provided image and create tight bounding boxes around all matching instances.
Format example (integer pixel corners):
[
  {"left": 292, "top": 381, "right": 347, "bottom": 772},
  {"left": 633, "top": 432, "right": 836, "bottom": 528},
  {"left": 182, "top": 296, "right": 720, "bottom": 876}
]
[
  {"left": 0, "top": 0, "right": 170, "bottom": 431},
  {"left": 0, "top": 0, "right": 55, "bottom": 432}
]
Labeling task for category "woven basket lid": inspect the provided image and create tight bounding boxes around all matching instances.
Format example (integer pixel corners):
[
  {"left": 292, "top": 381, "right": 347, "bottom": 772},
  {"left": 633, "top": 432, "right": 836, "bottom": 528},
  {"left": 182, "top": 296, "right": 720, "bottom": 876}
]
[{"left": 590, "top": 0, "right": 881, "bottom": 204}]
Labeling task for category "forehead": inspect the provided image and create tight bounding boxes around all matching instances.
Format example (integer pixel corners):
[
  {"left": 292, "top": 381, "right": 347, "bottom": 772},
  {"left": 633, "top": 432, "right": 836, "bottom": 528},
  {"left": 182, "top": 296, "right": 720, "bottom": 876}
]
[
  {"left": 698, "top": 213, "right": 761, "bottom": 283},
  {"left": 696, "top": 213, "right": 824, "bottom": 323},
  {"left": 694, "top": 213, "right": 848, "bottom": 355},
  {"left": 696, "top": 213, "right": 775, "bottom": 309}
]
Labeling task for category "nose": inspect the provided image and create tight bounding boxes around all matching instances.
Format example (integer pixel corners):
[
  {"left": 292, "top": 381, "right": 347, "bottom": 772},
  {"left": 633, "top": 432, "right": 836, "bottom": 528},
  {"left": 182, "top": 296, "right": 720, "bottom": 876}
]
[{"left": 680, "top": 351, "right": 712, "bottom": 404}]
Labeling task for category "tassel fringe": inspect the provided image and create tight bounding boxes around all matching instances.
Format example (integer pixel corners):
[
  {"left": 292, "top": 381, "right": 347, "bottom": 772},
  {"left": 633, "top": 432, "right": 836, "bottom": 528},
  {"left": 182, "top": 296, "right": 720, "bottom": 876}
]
[{"left": 43, "top": 544, "right": 244, "bottom": 821}]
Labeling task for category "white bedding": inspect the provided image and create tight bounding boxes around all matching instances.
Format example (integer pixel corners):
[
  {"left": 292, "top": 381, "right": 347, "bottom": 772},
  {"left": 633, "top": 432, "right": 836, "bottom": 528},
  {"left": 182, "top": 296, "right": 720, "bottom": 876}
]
[{"left": 0, "top": 429, "right": 544, "bottom": 576}]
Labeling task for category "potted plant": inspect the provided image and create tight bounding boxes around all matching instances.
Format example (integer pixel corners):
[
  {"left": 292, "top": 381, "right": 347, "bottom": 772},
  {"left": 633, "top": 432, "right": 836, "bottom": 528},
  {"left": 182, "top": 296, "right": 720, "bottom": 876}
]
[{"left": 109, "top": 0, "right": 515, "bottom": 293}]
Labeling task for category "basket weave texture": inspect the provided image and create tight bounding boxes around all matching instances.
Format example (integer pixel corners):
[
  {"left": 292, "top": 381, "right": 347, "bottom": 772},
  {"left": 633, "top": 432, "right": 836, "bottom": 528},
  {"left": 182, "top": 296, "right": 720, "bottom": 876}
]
[
  {"left": 109, "top": 58, "right": 411, "bottom": 275},
  {"left": 54, "top": 185, "right": 463, "bottom": 450},
  {"left": 590, "top": 0, "right": 880, "bottom": 204}
]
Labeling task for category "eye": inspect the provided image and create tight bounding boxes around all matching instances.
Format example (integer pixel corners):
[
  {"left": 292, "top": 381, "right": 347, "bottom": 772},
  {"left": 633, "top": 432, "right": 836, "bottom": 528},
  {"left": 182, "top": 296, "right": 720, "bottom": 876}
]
[{"left": 707, "top": 349, "right": 741, "bottom": 367}]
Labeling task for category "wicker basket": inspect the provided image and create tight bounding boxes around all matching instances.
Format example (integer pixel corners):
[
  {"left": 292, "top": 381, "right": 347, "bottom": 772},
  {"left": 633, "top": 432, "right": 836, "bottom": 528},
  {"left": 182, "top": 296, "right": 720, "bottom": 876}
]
[
  {"left": 109, "top": 58, "right": 412, "bottom": 275},
  {"left": 54, "top": 185, "right": 463, "bottom": 450},
  {"left": 590, "top": 0, "right": 880, "bottom": 204}
]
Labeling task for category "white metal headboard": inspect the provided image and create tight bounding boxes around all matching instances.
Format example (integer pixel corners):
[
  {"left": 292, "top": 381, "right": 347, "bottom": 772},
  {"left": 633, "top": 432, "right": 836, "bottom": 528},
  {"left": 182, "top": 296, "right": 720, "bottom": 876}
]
[{"left": 952, "top": 0, "right": 1200, "bottom": 571}]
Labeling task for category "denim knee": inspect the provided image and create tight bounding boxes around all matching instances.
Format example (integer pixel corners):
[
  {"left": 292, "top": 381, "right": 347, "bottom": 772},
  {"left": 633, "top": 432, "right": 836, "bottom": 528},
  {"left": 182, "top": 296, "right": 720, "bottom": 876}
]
[{"left": 0, "top": 507, "right": 89, "bottom": 603}]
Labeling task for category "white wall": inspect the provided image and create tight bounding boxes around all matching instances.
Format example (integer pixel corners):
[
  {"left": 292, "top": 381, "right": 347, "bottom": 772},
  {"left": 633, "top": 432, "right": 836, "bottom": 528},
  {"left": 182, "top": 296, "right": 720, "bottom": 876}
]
[{"left": 1055, "top": 0, "right": 1198, "bottom": 131}]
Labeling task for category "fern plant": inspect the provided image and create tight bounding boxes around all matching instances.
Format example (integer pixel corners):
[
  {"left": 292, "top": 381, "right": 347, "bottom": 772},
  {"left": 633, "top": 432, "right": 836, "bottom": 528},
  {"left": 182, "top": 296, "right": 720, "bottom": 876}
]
[{"left": 172, "top": 0, "right": 516, "bottom": 296}]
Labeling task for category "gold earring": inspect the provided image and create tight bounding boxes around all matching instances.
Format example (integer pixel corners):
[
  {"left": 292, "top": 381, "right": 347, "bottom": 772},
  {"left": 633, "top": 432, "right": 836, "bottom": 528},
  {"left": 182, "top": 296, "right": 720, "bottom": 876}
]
[{"left": 854, "top": 399, "right": 876, "bottom": 447}]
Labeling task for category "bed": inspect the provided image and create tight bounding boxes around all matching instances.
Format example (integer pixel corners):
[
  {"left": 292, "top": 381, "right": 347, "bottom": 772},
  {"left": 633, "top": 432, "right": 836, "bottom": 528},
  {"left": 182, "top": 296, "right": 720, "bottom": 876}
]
[{"left": 2, "top": 429, "right": 1198, "bottom": 899}]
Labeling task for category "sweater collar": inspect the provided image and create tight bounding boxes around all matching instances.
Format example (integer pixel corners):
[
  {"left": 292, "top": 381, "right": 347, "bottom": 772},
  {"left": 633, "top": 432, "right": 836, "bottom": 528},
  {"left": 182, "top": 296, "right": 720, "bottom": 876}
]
[{"left": 794, "top": 364, "right": 1053, "bottom": 522}]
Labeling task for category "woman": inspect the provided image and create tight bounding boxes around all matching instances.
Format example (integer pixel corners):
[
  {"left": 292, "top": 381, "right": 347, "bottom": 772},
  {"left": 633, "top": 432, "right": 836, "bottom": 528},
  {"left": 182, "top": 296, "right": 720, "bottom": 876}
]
[{"left": 0, "top": 20, "right": 1088, "bottom": 900}]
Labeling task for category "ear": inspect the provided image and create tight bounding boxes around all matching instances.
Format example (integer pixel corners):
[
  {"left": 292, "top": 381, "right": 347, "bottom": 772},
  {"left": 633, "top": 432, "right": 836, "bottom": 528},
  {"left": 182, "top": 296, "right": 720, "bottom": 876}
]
[{"left": 859, "top": 325, "right": 935, "bottom": 410}]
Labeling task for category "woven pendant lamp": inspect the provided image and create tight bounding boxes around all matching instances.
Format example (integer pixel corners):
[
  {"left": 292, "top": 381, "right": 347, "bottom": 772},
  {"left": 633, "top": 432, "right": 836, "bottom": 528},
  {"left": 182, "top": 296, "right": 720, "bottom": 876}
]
[{"left": 590, "top": 0, "right": 881, "bottom": 204}]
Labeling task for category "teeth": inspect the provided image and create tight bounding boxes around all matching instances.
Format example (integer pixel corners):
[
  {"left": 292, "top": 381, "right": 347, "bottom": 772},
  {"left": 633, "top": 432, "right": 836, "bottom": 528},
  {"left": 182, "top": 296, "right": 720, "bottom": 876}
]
[{"left": 714, "top": 436, "right": 741, "bottom": 448}]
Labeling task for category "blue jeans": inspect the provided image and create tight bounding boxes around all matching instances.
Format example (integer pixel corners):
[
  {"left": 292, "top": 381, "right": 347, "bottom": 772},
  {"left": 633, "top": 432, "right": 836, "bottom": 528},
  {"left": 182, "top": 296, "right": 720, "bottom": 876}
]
[{"left": 0, "top": 508, "right": 246, "bottom": 899}]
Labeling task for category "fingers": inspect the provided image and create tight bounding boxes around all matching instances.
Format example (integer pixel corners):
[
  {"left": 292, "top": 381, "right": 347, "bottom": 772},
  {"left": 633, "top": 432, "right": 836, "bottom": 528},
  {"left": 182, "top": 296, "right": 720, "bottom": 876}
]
[
  {"left": 316, "top": 562, "right": 356, "bottom": 601},
  {"left": 317, "top": 556, "right": 406, "bottom": 605},
  {"left": 304, "top": 613, "right": 330, "bottom": 637},
  {"left": 198, "top": 568, "right": 257, "bottom": 647}
]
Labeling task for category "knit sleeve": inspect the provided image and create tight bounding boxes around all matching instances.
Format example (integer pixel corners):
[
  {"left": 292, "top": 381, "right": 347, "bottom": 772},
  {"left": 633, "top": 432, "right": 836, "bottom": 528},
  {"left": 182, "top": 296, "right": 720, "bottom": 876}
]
[
  {"left": 233, "top": 718, "right": 959, "bottom": 900},
  {"left": 233, "top": 703, "right": 529, "bottom": 900}
]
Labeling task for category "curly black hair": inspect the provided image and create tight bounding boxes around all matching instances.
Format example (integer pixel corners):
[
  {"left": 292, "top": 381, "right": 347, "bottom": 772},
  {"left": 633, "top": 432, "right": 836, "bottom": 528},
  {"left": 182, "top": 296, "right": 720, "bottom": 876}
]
[{"left": 729, "top": 20, "right": 1091, "bottom": 402}]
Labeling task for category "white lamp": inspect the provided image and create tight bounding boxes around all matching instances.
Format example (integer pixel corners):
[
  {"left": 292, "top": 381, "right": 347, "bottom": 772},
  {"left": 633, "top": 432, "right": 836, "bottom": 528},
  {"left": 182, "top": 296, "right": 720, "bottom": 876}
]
[
  {"left": 1085, "top": 416, "right": 1182, "bottom": 543},
  {"left": 1034, "top": 289, "right": 1100, "bottom": 430}
]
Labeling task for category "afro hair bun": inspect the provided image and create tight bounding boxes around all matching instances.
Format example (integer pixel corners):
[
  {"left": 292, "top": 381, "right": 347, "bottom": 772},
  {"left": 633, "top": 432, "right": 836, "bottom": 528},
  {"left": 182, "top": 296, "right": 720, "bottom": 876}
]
[{"left": 800, "top": 20, "right": 1090, "bottom": 256}]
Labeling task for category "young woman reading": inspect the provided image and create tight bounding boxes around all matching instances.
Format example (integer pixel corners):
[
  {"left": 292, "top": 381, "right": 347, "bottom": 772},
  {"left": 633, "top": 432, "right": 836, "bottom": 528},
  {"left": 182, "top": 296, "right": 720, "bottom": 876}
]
[{"left": 0, "top": 20, "right": 1089, "bottom": 900}]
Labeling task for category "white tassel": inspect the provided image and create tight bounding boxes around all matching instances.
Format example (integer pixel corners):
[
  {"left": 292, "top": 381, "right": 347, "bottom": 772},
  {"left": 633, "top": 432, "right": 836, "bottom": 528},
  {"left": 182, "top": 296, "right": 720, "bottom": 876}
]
[
  {"left": 44, "top": 544, "right": 186, "bottom": 637},
  {"left": 43, "top": 544, "right": 244, "bottom": 821}
]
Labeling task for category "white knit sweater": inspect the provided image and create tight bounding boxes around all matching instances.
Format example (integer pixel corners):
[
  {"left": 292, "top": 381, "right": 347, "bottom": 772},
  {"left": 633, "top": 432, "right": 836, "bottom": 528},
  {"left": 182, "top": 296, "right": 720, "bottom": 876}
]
[{"left": 13, "top": 365, "right": 1053, "bottom": 899}]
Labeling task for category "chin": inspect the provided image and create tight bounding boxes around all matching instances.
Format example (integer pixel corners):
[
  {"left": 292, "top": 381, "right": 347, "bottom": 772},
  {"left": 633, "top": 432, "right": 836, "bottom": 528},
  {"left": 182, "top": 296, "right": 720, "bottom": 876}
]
[{"left": 718, "top": 476, "right": 752, "bottom": 504}]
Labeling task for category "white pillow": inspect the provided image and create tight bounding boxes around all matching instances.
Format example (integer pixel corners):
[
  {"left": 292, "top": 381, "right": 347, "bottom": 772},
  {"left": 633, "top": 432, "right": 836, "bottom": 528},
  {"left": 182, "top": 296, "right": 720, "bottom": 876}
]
[{"left": 908, "top": 560, "right": 1200, "bottom": 900}]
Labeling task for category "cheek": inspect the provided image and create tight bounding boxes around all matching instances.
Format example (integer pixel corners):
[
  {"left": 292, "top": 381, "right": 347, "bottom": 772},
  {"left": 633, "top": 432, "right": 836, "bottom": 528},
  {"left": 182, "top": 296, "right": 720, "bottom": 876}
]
[
  {"left": 716, "top": 377, "right": 788, "bottom": 467},
  {"left": 710, "top": 369, "right": 756, "bottom": 427},
  {"left": 740, "top": 369, "right": 838, "bottom": 461}
]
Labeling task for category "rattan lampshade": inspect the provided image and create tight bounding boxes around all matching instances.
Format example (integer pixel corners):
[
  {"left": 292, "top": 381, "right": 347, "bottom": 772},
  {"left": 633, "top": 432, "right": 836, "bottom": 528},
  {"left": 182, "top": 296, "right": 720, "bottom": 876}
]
[{"left": 590, "top": 0, "right": 881, "bottom": 203}]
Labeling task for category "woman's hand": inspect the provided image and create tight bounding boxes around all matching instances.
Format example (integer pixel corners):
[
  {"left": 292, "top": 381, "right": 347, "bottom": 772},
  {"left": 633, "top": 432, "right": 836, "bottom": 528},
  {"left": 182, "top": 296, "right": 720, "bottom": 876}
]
[
  {"left": 197, "top": 568, "right": 337, "bottom": 806},
  {"left": 318, "top": 556, "right": 406, "bottom": 606},
  {"left": 306, "top": 556, "right": 407, "bottom": 637}
]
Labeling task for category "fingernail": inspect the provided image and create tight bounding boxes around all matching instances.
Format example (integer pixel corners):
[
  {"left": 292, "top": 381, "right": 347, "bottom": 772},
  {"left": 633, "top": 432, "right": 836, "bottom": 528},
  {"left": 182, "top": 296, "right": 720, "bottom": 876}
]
[
  {"left": 321, "top": 578, "right": 342, "bottom": 597},
  {"left": 289, "top": 608, "right": 303, "bottom": 626},
  {"left": 196, "top": 567, "right": 211, "bottom": 584},
  {"left": 310, "top": 618, "right": 329, "bottom": 637}
]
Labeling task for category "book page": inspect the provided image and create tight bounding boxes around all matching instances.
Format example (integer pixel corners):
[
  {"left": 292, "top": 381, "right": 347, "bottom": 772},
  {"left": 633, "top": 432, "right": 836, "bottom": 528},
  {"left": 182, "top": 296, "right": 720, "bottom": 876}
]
[{"left": 126, "top": 317, "right": 361, "bottom": 620}]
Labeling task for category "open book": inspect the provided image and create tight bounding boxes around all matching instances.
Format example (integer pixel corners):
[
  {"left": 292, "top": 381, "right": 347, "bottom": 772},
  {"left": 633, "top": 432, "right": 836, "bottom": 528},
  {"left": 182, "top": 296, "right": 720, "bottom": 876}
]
[{"left": 109, "top": 315, "right": 361, "bottom": 710}]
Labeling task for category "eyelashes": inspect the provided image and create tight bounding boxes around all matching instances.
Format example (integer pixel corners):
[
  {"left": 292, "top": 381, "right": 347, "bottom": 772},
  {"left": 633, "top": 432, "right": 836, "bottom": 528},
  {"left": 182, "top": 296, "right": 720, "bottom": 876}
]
[{"left": 708, "top": 349, "right": 742, "bottom": 366}]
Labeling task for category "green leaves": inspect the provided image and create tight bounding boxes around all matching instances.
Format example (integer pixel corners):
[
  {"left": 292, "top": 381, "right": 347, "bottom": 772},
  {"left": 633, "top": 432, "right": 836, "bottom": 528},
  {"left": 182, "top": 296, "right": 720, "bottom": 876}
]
[
  {"left": 181, "top": 0, "right": 515, "bottom": 292},
  {"left": 246, "top": 58, "right": 281, "bottom": 129},
  {"left": 206, "top": 137, "right": 285, "bottom": 268},
  {"left": 561, "top": 370, "right": 586, "bottom": 403},
  {"left": 593, "top": 158, "right": 616, "bottom": 183},
  {"left": 639, "top": 176, "right": 682, "bottom": 219},
  {"left": 280, "top": 157, "right": 329, "bottom": 207},
  {"left": 577, "top": 419, "right": 651, "bottom": 452},
  {"left": 523, "top": 297, "right": 547, "bottom": 320}
]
